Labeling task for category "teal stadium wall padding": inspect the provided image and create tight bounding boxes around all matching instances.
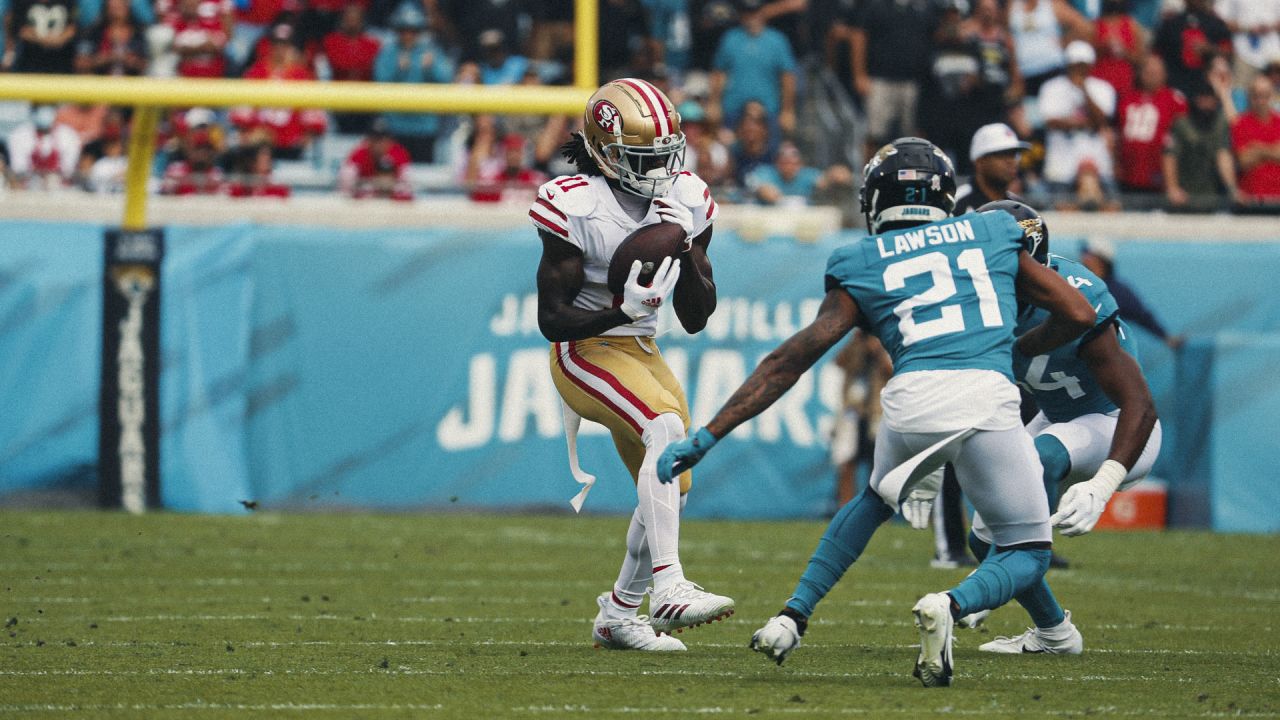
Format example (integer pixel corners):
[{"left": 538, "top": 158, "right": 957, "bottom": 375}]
[{"left": 1, "top": 221, "right": 1277, "bottom": 532}]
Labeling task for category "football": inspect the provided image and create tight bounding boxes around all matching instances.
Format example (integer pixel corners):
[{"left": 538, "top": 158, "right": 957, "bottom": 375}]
[{"left": 606, "top": 222, "right": 686, "bottom": 295}]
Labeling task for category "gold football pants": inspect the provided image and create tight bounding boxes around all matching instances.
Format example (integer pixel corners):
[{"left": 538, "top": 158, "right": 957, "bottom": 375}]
[{"left": 549, "top": 336, "right": 693, "bottom": 494}]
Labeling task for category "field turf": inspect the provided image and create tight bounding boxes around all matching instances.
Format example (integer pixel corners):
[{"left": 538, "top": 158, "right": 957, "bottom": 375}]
[{"left": 1, "top": 510, "right": 1277, "bottom": 719}]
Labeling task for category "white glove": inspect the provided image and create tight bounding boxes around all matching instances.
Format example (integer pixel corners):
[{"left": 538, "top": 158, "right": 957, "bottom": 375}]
[
  {"left": 902, "top": 489, "right": 935, "bottom": 530},
  {"left": 654, "top": 198, "right": 694, "bottom": 252},
  {"left": 619, "top": 256, "right": 680, "bottom": 321},
  {"left": 1050, "top": 459, "right": 1127, "bottom": 536},
  {"left": 901, "top": 467, "right": 944, "bottom": 530},
  {"left": 750, "top": 615, "right": 801, "bottom": 666}
]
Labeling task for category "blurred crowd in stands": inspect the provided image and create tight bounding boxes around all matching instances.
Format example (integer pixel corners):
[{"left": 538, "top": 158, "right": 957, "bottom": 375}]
[{"left": 0, "top": 0, "right": 1277, "bottom": 214}]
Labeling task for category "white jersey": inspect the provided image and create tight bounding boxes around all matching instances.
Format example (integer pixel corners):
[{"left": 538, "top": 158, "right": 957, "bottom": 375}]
[{"left": 528, "top": 172, "right": 718, "bottom": 337}]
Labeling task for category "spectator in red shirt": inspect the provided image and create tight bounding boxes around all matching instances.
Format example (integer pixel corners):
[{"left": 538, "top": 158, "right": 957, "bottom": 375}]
[
  {"left": 166, "top": 0, "right": 230, "bottom": 77},
  {"left": 231, "top": 23, "right": 327, "bottom": 159},
  {"left": 1232, "top": 75, "right": 1280, "bottom": 204},
  {"left": 1117, "top": 54, "right": 1187, "bottom": 197},
  {"left": 340, "top": 121, "right": 413, "bottom": 201},
  {"left": 161, "top": 127, "right": 226, "bottom": 195},
  {"left": 321, "top": 5, "right": 378, "bottom": 81},
  {"left": 321, "top": 4, "right": 380, "bottom": 133},
  {"left": 228, "top": 142, "right": 291, "bottom": 198},
  {"left": 468, "top": 133, "right": 547, "bottom": 203},
  {"left": 1092, "top": 0, "right": 1147, "bottom": 96}
]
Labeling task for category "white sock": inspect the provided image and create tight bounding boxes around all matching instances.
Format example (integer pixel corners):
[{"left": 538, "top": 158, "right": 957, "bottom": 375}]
[
  {"left": 638, "top": 413, "right": 684, "bottom": 594},
  {"left": 608, "top": 509, "right": 650, "bottom": 616},
  {"left": 652, "top": 561, "right": 686, "bottom": 597},
  {"left": 1038, "top": 615, "right": 1075, "bottom": 641}
]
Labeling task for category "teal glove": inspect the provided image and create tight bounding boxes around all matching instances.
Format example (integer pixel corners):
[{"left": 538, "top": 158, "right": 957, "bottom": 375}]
[{"left": 657, "top": 427, "right": 718, "bottom": 484}]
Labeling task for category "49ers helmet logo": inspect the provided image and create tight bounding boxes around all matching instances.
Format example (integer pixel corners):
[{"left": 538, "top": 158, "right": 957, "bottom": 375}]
[{"left": 593, "top": 100, "right": 621, "bottom": 134}]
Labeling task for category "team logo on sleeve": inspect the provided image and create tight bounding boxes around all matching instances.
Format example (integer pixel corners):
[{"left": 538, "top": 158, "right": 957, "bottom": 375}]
[{"left": 593, "top": 100, "right": 621, "bottom": 134}]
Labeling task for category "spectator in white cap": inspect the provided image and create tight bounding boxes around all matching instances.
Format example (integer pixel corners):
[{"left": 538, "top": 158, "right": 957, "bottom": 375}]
[
  {"left": 1038, "top": 39, "right": 1121, "bottom": 210},
  {"left": 935, "top": 120, "right": 1036, "bottom": 572},
  {"left": 953, "top": 122, "right": 1032, "bottom": 214}
]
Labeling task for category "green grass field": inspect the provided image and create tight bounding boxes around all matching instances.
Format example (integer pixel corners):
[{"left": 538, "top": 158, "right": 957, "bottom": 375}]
[{"left": 1, "top": 510, "right": 1277, "bottom": 719}]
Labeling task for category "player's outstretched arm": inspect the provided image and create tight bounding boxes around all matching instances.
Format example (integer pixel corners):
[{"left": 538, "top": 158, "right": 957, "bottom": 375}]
[
  {"left": 1014, "top": 252, "right": 1097, "bottom": 357},
  {"left": 706, "top": 288, "right": 858, "bottom": 439},
  {"left": 1051, "top": 324, "right": 1159, "bottom": 536},
  {"left": 671, "top": 226, "right": 717, "bottom": 334},
  {"left": 535, "top": 230, "right": 630, "bottom": 342},
  {"left": 1080, "top": 324, "right": 1158, "bottom": 472},
  {"left": 658, "top": 288, "right": 859, "bottom": 482}
]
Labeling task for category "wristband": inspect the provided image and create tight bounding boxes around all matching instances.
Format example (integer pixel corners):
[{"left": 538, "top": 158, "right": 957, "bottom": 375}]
[{"left": 1092, "top": 459, "right": 1128, "bottom": 495}]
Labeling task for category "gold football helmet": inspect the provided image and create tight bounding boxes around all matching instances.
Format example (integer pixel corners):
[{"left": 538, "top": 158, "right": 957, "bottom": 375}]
[{"left": 581, "top": 78, "right": 685, "bottom": 199}]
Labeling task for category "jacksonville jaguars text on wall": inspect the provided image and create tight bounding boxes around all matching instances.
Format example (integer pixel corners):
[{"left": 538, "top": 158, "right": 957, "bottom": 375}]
[{"left": 435, "top": 294, "right": 846, "bottom": 451}]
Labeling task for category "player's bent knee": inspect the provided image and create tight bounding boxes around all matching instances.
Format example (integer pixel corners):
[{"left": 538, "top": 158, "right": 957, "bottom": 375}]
[{"left": 641, "top": 412, "right": 686, "bottom": 450}]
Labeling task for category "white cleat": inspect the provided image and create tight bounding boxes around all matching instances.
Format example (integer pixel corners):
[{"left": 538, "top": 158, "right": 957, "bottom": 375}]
[
  {"left": 592, "top": 594, "right": 686, "bottom": 651},
  {"left": 958, "top": 608, "right": 990, "bottom": 629},
  {"left": 750, "top": 615, "right": 802, "bottom": 665},
  {"left": 978, "top": 610, "right": 1083, "bottom": 655},
  {"left": 912, "top": 592, "right": 955, "bottom": 688},
  {"left": 648, "top": 581, "right": 735, "bottom": 635}
]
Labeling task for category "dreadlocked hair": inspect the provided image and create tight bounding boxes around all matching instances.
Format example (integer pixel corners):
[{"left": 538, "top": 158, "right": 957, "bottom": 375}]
[{"left": 560, "top": 132, "right": 603, "bottom": 177}]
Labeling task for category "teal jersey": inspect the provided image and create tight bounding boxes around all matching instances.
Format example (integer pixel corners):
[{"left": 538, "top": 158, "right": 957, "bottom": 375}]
[
  {"left": 1012, "top": 254, "right": 1140, "bottom": 423},
  {"left": 826, "top": 211, "right": 1027, "bottom": 379}
]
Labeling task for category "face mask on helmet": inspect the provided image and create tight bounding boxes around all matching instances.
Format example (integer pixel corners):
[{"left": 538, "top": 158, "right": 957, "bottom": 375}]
[
  {"left": 860, "top": 138, "right": 957, "bottom": 234},
  {"left": 596, "top": 134, "right": 687, "bottom": 199},
  {"left": 977, "top": 199, "right": 1049, "bottom": 264}
]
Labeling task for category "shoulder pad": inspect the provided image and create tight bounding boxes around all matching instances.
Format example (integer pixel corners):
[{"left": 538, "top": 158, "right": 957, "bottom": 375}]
[
  {"left": 537, "top": 176, "right": 599, "bottom": 217},
  {"left": 669, "top": 171, "right": 711, "bottom": 209}
]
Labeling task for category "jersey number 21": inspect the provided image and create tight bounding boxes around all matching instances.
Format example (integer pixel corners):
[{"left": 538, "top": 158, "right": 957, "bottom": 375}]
[{"left": 883, "top": 249, "right": 1003, "bottom": 346}]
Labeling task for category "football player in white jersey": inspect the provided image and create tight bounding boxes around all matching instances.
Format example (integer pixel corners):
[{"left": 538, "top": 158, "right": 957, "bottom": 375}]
[{"left": 529, "top": 78, "right": 733, "bottom": 651}]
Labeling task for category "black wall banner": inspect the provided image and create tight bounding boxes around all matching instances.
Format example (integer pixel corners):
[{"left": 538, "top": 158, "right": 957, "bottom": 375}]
[{"left": 99, "top": 228, "right": 164, "bottom": 512}]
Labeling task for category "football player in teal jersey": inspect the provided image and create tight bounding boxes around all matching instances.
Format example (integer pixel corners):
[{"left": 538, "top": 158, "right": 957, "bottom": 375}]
[
  {"left": 956, "top": 200, "right": 1161, "bottom": 653},
  {"left": 656, "top": 137, "right": 1097, "bottom": 687}
]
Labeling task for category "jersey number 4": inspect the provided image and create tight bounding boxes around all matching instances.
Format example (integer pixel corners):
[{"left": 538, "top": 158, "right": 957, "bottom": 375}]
[
  {"left": 1020, "top": 354, "right": 1085, "bottom": 398},
  {"left": 883, "top": 249, "right": 1003, "bottom": 346}
]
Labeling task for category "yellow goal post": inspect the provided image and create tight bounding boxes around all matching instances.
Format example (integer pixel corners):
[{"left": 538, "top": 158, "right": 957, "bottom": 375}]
[{"left": 0, "top": 0, "right": 598, "bottom": 229}]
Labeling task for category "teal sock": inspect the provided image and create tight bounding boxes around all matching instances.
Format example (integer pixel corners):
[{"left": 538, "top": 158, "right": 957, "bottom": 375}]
[
  {"left": 1035, "top": 434, "right": 1072, "bottom": 508},
  {"left": 1013, "top": 577, "right": 1067, "bottom": 629},
  {"left": 966, "top": 532, "right": 1064, "bottom": 627},
  {"left": 948, "top": 547, "right": 1051, "bottom": 618},
  {"left": 784, "top": 487, "right": 894, "bottom": 618}
]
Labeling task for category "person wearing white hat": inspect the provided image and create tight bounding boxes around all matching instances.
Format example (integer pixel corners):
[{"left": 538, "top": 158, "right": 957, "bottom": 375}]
[
  {"left": 1038, "top": 39, "right": 1120, "bottom": 208},
  {"left": 953, "top": 123, "right": 1032, "bottom": 215},
  {"left": 927, "top": 121, "right": 1035, "bottom": 571}
]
